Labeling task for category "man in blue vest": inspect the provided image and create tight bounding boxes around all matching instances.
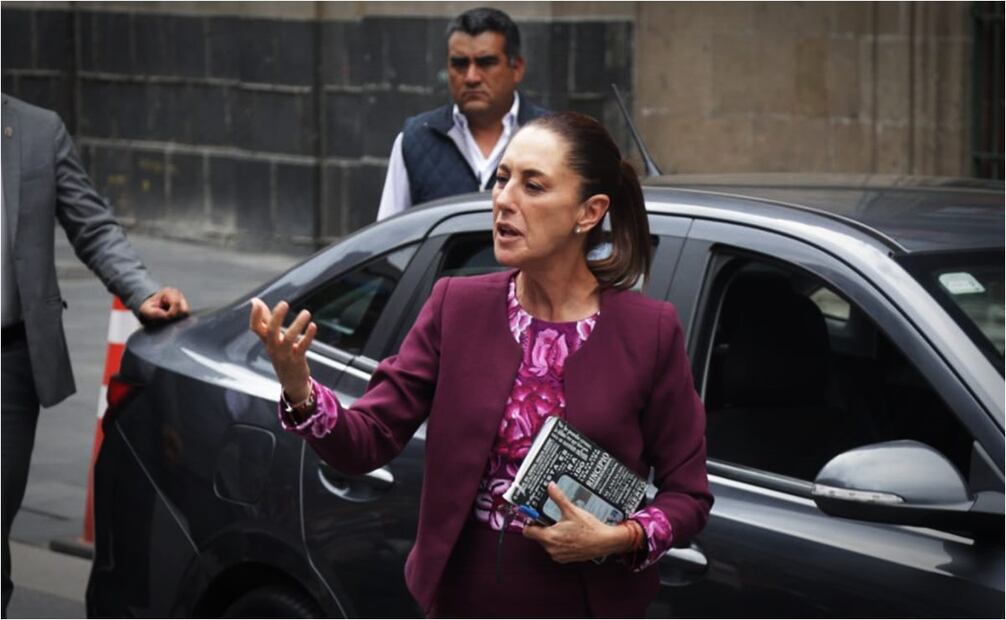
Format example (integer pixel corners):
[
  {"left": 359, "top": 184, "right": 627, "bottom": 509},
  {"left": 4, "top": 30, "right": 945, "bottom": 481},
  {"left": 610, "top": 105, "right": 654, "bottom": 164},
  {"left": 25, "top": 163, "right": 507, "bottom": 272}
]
[{"left": 376, "top": 7, "right": 550, "bottom": 221}]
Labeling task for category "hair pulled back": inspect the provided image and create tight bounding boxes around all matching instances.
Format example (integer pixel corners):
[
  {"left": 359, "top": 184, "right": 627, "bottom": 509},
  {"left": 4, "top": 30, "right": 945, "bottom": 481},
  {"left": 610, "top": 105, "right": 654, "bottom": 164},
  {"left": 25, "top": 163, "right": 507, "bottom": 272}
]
[{"left": 524, "top": 112, "right": 652, "bottom": 290}]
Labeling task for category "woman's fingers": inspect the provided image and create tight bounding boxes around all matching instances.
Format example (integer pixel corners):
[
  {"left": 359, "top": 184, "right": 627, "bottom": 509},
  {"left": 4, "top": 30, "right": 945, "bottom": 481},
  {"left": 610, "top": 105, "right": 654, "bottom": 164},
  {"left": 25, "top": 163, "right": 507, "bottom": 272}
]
[
  {"left": 286, "top": 309, "right": 313, "bottom": 343},
  {"left": 249, "top": 298, "right": 271, "bottom": 339},
  {"left": 267, "top": 301, "right": 289, "bottom": 347},
  {"left": 294, "top": 322, "right": 318, "bottom": 354}
]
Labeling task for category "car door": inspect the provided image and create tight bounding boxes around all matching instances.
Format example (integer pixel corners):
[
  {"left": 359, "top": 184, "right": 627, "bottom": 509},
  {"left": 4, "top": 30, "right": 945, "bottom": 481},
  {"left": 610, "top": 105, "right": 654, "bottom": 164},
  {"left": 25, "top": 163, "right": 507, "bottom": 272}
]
[{"left": 651, "top": 219, "right": 1004, "bottom": 618}]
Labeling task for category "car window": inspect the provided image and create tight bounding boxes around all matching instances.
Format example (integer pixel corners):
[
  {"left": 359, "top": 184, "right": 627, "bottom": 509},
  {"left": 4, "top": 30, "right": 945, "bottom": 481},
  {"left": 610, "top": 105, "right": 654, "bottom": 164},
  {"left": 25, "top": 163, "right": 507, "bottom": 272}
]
[
  {"left": 701, "top": 257, "right": 973, "bottom": 483},
  {"left": 300, "top": 244, "right": 418, "bottom": 355},
  {"left": 439, "top": 232, "right": 506, "bottom": 278}
]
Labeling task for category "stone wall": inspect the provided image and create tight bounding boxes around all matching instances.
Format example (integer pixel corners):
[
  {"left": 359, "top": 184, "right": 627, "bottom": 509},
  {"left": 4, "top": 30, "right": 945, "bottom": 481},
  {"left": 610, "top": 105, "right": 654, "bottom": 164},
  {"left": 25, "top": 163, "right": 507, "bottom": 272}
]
[
  {"left": 1, "top": 1, "right": 634, "bottom": 250},
  {"left": 1, "top": 2, "right": 989, "bottom": 251},
  {"left": 634, "top": 2, "right": 974, "bottom": 176}
]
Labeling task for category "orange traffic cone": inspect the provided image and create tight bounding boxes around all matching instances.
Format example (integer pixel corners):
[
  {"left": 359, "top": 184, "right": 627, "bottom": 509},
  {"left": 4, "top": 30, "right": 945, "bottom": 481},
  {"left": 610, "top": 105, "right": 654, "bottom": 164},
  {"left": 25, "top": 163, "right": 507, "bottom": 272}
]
[{"left": 51, "top": 297, "right": 140, "bottom": 559}]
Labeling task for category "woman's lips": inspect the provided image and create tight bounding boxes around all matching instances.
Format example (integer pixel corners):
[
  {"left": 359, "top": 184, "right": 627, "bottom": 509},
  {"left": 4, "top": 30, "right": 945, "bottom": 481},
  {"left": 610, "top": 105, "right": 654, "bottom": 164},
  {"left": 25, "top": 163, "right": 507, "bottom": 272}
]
[{"left": 495, "top": 223, "right": 523, "bottom": 242}]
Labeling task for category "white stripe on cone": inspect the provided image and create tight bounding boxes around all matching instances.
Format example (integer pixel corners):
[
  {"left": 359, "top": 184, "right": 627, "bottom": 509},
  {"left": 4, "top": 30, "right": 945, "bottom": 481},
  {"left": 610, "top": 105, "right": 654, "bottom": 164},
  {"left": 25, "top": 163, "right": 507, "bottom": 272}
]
[{"left": 106, "top": 309, "right": 140, "bottom": 345}]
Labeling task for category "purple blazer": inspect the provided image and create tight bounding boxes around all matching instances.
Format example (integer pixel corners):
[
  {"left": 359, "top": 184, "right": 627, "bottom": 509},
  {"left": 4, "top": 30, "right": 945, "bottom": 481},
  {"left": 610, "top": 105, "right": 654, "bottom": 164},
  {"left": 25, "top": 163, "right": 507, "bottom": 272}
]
[{"left": 302, "top": 269, "right": 712, "bottom": 615}]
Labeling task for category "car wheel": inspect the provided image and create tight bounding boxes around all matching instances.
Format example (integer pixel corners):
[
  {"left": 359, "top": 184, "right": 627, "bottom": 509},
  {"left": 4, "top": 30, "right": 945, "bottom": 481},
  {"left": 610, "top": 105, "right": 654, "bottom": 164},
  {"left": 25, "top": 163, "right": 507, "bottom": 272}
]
[{"left": 221, "top": 585, "right": 322, "bottom": 619}]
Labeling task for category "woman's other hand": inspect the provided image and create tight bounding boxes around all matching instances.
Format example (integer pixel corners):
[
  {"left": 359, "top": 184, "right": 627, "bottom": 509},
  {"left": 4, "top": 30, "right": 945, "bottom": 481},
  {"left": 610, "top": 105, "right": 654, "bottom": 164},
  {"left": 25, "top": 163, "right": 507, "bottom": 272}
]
[
  {"left": 522, "top": 482, "right": 634, "bottom": 563},
  {"left": 249, "top": 298, "right": 317, "bottom": 403}
]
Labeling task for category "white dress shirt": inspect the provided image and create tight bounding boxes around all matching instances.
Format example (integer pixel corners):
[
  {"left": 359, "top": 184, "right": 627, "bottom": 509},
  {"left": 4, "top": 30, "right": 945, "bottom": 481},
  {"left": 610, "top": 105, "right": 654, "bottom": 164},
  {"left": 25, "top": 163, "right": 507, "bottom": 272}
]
[{"left": 376, "top": 93, "right": 522, "bottom": 221}]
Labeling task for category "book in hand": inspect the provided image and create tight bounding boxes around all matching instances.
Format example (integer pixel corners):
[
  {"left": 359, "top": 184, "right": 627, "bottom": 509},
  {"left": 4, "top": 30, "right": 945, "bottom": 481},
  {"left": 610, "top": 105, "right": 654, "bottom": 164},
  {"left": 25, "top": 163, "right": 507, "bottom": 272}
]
[{"left": 502, "top": 417, "right": 654, "bottom": 526}]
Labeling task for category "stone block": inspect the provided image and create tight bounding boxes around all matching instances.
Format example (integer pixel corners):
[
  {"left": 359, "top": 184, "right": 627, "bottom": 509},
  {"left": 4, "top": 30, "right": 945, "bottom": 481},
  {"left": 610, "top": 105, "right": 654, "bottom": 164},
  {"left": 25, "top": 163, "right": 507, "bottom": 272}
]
[
  {"left": 751, "top": 1, "right": 833, "bottom": 36},
  {"left": 188, "top": 84, "right": 232, "bottom": 147},
  {"left": 130, "top": 149, "right": 167, "bottom": 223},
  {"left": 209, "top": 156, "right": 271, "bottom": 235},
  {"left": 659, "top": 2, "right": 753, "bottom": 35},
  {"left": 646, "top": 115, "right": 755, "bottom": 173},
  {"left": 1, "top": 9, "right": 33, "bottom": 70},
  {"left": 325, "top": 91, "right": 365, "bottom": 158},
  {"left": 875, "top": 38, "right": 910, "bottom": 123},
  {"left": 133, "top": 13, "right": 206, "bottom": 78},
  {"left": 385, "top": 17, "right": 436, "bottom": 87},
  {"left": 34, "top": 9, "right": 73, "bottom": 71},
  {"left": 636, "top": 24, "right": 713, "bottom": 121},
  {"left": 79, "top": 80, "right": 147, "bottom": 140},
  {"left": 206, "top": 16, "right": 240, "bottom": 79},
  {"left": 233, "top": 89, "right": 315, "bottom": 155},
  {"left": 875, "top": 1, "right": 908, "bottom": 35},
  {"left": 752, "top": 117, "right": 831, "bottom": 171},
  {"left": 794, "top": 37, "right": 828, "bottom": 117},
  {"left": 751, "top": 36, "right": 797, "bottom": 115},
  {"left": 274, "top": 163, "right": 317, "bottom": 239},
  {"left": 570, "top": 21, "right": 633, "bottom": 95},
  {"left": 825, "top": 37, "right": 861, "bottom": 119},
  {"left": 80, "top": 11, "right": 134, "bottom": 74},
  {"left": 346, "top": 163, "right": 386, "bottom": 233},
  {"left": 207, "top": 16, "right": 314, "bottom": 85},
  {"left": 321, "top": 20, "right": 352, "bottom": 86},
  {"left": 875, "top": 124, "right": 910, "bottom": 173},
  {"left": 829, "top": 1, "right": 871, "bottom": 35},
  {"left": 321, "top": 164, "right": 345, "bottom": 238},
  {"left": 828, "top": 120, "right": 872, "bottom": 171},
  {"left": 710, "top": 32, "right": 757, "bottom": 116},
  {"left": 346, "top": 18, "right": 385, "bottom": 85},
  {"left": 88, "top": 145, "right": 135, "bottom": 220},
  {"left": 165, "top": 152, "right": 206, "bottom": 220},
  {"left": 520, "top": 21, "right": 568, "bottom": 99}
]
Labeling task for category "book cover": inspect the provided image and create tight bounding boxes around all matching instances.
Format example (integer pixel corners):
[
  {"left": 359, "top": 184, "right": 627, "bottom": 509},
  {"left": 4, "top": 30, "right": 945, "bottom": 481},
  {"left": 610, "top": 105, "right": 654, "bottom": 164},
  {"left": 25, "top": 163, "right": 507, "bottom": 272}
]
[{"left": 502, "top": 417, "right": 651, "bottom": 525}]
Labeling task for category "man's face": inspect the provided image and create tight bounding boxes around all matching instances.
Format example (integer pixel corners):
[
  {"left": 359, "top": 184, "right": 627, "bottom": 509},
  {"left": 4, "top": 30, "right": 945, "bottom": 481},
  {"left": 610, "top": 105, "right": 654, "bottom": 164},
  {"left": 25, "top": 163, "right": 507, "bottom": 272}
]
[{"left": 447, "top": 31, "right": 525, "bottom": 121}]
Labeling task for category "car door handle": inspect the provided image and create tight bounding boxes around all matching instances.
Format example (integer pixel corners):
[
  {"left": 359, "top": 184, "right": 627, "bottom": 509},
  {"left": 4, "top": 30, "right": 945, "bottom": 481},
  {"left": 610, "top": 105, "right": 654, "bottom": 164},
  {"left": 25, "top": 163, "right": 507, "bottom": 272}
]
[
  {"left": 318, "top": 462, "right": 395, "bottom": 502},
  {"left": 658, "top": 542, "right": 709, "bottom": 586}
]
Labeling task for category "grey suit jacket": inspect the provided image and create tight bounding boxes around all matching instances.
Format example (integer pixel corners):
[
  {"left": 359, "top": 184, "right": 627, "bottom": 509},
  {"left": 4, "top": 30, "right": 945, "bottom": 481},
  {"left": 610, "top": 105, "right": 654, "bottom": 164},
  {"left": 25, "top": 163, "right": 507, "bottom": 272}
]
[{"left": 1, "top": 94, "right": 160, "bottom": 407}]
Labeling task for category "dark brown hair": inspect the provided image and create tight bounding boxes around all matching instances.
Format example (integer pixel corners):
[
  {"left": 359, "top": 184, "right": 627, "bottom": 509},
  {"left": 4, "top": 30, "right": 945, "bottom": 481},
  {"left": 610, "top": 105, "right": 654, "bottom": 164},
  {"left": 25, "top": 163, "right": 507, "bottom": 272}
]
[{"left": 523, "top": 112, "right": 652, "bottom": 290}]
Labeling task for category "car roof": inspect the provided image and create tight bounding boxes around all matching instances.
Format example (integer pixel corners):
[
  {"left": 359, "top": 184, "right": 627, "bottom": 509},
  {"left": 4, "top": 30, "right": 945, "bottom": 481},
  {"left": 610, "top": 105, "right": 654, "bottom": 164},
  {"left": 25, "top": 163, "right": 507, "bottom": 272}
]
[
  {"left": 402, "top": 174, "right": 1004, "bottom": 255},
  {"left": 647, "top": 174, "right": 1005, "bottom": 254}
]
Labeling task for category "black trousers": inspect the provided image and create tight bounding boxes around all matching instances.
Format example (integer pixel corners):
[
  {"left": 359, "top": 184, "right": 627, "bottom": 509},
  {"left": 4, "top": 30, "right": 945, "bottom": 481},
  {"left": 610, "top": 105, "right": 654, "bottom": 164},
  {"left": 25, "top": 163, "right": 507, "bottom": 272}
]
[{"left": 1, "top": 339, "right": 40, "bottom": 614}]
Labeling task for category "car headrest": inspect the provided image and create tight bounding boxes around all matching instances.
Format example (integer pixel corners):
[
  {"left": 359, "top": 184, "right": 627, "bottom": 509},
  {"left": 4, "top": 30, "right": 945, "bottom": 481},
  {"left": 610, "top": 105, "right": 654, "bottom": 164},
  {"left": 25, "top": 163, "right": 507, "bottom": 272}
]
[{"left": 720, "top": 273, "right": 830, "bottom": 407}]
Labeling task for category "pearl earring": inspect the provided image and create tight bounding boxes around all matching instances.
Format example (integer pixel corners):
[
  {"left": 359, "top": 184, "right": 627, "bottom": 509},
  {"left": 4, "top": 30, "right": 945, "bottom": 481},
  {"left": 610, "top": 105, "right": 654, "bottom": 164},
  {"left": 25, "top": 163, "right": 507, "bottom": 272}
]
[{"left": 575, "top": 226, "right": 582, "bottom": 234}]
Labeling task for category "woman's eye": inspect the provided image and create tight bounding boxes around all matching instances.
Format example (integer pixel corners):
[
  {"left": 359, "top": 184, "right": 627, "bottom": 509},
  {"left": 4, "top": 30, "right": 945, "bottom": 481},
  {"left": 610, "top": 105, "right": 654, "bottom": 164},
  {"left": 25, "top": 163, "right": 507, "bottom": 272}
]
[
  {"left": 525, "top": 183, "right": 543, "bottom": 193},
  {"left": 496, "top": 175, "right": 509, "bottom": 186}
]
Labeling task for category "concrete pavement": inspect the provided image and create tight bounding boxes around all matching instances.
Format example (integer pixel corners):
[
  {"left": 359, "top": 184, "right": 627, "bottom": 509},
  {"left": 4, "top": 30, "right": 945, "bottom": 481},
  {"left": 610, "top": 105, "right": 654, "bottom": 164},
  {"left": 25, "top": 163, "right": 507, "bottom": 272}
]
[{"left": 6, "top": 231, "right": 304, "bottom": 618}]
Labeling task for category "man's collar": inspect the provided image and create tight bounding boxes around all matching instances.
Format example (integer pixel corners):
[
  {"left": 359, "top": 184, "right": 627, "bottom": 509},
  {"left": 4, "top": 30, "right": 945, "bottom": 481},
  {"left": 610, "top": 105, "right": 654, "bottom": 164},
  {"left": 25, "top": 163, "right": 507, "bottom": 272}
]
[{"left": 451, "top": 91, "right": 521, "bottom": 131}]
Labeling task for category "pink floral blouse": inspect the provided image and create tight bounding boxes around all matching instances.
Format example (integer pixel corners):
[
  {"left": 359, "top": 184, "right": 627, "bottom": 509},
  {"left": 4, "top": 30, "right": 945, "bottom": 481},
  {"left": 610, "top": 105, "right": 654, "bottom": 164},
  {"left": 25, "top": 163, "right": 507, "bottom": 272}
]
[{"left": 280, "top": 274, "right": 673, "bottom": 570}]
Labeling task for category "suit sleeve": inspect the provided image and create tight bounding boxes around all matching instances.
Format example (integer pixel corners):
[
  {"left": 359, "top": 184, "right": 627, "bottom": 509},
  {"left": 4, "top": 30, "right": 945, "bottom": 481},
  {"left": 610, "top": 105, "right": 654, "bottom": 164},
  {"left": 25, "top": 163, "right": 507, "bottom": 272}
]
[
  {"left": 287, "top": 276, "right": 448, "bottom": 475},
  {"left": 639, "top": 303, "right": 713, "bottom": 546},
  {"left": 51, "top": 117, "right": 160, "bottom": 313}
]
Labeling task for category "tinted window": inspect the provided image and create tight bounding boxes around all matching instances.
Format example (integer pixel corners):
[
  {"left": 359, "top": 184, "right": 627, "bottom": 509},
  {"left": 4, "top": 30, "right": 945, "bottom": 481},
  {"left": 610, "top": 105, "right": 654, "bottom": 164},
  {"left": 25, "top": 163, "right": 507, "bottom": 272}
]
[
  {"left": 701, "top": 258, "right": 972, "bottom": 482},
  {"left": 300, "top": 244, "right": 418, "bottom": 354},
  {"left": 439, "top": 233, "right": 505, "bottom": 278},
  {"left": 898, "top": 249, "right": 1005, "bottom": 372}
]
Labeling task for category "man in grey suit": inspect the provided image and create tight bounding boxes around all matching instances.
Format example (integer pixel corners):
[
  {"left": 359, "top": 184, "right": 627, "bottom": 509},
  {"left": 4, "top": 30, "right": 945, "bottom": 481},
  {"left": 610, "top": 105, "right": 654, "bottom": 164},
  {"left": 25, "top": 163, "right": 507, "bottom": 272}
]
[{"left": 1, "top": 93, "right": 190, "bottom": 612}]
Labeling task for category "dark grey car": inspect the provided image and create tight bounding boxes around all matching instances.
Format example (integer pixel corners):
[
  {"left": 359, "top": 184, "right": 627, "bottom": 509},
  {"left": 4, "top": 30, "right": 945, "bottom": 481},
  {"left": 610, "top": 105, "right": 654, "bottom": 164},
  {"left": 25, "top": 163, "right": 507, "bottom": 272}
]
[{"left": 87, "top": 175, "right": 1005, "bottom": 618}]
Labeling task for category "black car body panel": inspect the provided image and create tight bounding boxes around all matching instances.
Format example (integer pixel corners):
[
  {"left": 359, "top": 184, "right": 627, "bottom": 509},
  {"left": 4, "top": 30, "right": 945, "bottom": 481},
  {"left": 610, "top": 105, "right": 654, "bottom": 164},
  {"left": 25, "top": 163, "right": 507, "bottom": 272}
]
[{"left": 87, "top": 176, "right": 1005, "bottom": 618}]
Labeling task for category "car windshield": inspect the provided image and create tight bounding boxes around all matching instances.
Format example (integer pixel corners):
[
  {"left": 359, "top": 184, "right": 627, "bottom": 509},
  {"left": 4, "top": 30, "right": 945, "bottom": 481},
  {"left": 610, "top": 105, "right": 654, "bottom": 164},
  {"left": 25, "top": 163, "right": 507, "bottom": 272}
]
[{"left": 898, "top": 250, "right": 1005, "bottom": 373}]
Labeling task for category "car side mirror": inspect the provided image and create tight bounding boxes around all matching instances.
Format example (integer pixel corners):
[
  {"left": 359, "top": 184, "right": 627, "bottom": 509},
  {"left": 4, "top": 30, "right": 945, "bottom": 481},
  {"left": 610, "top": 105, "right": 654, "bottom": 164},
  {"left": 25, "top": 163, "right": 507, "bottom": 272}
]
[{"left": 811, "top": 440, "right": 1004, "bottom": 537}]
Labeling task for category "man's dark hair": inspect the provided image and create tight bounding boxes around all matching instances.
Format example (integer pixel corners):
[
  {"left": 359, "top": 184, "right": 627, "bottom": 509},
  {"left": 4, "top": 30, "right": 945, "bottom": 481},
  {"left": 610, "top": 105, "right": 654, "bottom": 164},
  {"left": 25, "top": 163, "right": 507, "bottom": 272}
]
[{"left": 446, "top": 7, "right": 521, "bottom": 63}]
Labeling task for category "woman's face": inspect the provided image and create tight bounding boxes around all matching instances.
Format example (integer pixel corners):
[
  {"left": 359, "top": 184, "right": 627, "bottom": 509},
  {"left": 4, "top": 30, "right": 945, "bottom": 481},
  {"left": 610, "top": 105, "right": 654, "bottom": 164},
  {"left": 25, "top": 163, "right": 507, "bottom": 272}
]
[{"left": 492, "top": 126, "right": 604, "bottom": 270}]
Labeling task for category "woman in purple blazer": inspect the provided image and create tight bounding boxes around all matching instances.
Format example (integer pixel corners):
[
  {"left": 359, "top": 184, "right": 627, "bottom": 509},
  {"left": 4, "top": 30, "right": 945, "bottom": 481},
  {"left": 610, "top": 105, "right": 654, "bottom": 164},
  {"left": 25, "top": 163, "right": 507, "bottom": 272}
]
[{"left": 251, "top": 112, "right": 712, "bottom": 618}]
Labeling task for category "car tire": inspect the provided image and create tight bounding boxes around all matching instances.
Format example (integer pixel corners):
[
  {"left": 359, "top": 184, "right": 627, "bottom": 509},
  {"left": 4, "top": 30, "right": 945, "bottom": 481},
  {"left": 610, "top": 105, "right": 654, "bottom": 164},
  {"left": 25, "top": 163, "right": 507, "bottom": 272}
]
[{"left": 221, "top": 585, "right": 322, "bottom": 619}]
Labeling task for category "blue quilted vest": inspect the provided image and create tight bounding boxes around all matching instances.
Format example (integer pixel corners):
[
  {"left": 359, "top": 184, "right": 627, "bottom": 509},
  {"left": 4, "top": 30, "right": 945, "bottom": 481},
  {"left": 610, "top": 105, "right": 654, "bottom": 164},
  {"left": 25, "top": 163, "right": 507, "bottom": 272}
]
[{"left": 401, "top": 96, "right": 550, "bottom": 207}]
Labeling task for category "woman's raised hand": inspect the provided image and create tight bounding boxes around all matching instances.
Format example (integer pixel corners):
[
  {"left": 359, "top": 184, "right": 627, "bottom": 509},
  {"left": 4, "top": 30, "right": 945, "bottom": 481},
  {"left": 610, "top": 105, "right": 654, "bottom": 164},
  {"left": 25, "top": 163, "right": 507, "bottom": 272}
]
[{"left": 249, "top": 298, "right": 317, "bottom": 403}]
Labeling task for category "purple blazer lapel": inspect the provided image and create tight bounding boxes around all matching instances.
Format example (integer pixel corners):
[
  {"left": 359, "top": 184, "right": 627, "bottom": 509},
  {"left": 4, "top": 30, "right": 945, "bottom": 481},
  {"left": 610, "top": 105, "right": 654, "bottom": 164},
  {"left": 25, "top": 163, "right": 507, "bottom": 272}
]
[{"left": 440, "top": 270, "right": 523, "bottom": 470}]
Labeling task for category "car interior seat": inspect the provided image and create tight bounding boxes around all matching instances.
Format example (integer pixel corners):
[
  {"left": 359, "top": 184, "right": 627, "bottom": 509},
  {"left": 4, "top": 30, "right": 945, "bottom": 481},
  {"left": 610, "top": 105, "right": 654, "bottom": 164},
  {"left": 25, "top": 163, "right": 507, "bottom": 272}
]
[{"left": 706, "top": 269, "right": 853, "bottom": 480}]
